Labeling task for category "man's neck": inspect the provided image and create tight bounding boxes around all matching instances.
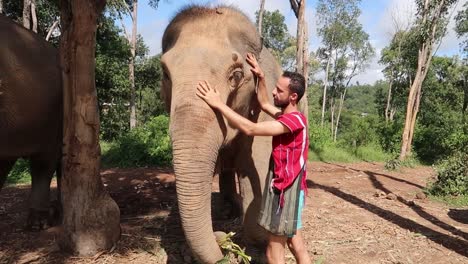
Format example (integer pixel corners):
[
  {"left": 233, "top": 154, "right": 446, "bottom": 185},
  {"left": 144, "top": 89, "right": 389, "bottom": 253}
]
[{"left": 281, "top": 103, "right": 299, "bottom": 114}]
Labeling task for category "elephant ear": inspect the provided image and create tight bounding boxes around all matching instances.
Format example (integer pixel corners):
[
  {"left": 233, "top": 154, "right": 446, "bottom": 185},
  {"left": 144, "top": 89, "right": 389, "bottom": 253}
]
[{"left": 257, "top": 47, "right": 281, "bottom": 111}]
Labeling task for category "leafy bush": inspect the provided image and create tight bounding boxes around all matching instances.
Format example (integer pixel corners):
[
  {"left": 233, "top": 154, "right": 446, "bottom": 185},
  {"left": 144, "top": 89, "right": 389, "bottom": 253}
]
[
  {"left": 308, "top": 121, "right": 333, "bottom": 151},
  {"left": 377, "top": 121, "right": 402, "bottom": 154},
  {"left": 6, "top": 159, "right": 31, "bottom": 185},
  {"left": 428, "top": 151, "right": 468, "bottom": 196},
  {"left": 340, "top": 114, "right": 380, "bottom": 149},
  {"left": 102, "top": 115, "right": 172, "bottom": 167}
]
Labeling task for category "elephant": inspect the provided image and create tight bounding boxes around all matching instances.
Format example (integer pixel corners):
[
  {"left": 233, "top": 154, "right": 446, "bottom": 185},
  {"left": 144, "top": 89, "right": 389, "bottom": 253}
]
[
  {"left": 161, "top": 5, "right": 302, "bottom": 263},
  {"left": 0, "top": 14, "right": 62, "bottom": 229}
]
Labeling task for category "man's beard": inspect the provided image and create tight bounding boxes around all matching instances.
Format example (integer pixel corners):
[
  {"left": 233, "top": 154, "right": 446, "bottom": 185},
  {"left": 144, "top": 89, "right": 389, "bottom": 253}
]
[{"left": 274, "top": 100, "right": 289, "bottom": 108}]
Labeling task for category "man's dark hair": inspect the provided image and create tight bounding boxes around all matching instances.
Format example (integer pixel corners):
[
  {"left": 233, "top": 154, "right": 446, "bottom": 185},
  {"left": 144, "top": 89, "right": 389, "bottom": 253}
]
[{"left": 282, "top": 71, "right": 306, "bottom": 102}]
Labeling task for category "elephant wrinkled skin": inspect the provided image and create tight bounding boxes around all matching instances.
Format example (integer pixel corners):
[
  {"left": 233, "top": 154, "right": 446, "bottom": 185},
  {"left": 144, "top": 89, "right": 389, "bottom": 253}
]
[
  {"left": 0, "top": 14, "right": 62, "bottom": 229},
  {"left": 161, "top": 6, "right": 289, "bottom": 263}
]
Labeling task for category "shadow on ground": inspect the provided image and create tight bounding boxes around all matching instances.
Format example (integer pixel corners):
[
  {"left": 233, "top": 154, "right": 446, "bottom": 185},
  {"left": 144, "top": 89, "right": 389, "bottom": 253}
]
[{"left": 0, "top": 167, "right": 245, "bottom": 263}]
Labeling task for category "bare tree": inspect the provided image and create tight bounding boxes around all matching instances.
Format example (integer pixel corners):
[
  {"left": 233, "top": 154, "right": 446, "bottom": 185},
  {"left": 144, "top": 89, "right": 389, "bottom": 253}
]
[
  {"left": 22, "top": 0, "right": 37, "bottom": 32},
  {"left": 31, "top": 0, "right": 37, "bottom": 32},
  {"left": 129, "top": 0, "right": 138, "bottom": 129},
  {"left": 257, "top": 0, "right": 266, "bottom": 33},
  {"left": 59, "top": 0, "right": 120, "bottom": 255},
  {"left": 111, "top": 0, "right": 139, "bottom": 129},
  {"left": 399, "top": 0, "right": 459, "bottom": 160},
  {"left": 46, "top": 20, "right": 59, "bottom": 41},
  {"left": 290, "top": 0, "right": 309, "bottom": 117},
  {"left": 23, "top": 0, "right": 31, "bottom": 29}
]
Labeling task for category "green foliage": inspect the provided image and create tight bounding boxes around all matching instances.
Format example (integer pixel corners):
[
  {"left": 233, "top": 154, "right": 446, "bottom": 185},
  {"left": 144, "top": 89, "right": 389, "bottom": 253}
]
[
  {"left": 135, "top": 54, "right": 166, "bottom": 124},
  {"left": 376, "top": 120, "right": 402, "bottom": 154},
  {"left": 384, "top": 158, "right": 401, "bottom": 171},
  {"left": 345, "top": 84, "right": 379, "bottom": 115},
  {"left": 215, "top": 232, "right": 251, "bottom": 264},
  {"left": 255, "top": 9, "right": 299, "bottom": 70},
  {"left": 2, "top": 0, "right": 60, "bottom": 43},
  {"left": 339, "top": 114, "right": 379, "bottom": 148},
  {"left": 353, "top": 143, "right": 391, "bottom": 162},
  {"left": 102, "top": 115, "right": 172, "bottom": 167},
  {"left": 428, "top": 151, "right": 468, "bottom": 196},
  {"left": 96, "top": 15, "right": 132, "bottom": 140},
  {"left": 309, "top": 144, "right": 359, "bottom": 163},
  {"left": 256, "top": 10, "right": 289, "bottom": 54},
  {"left": 428, "top": 194, "right": 468, "bottom": 207},
  {"left": 414, "top": 56, "right": 467, "bottom": 163},
  {"left": 308, "top": 121, "right": 333, "bottom": 152},
  {"left": 6, "top": 159, "right": 31, "bottom": 185}
]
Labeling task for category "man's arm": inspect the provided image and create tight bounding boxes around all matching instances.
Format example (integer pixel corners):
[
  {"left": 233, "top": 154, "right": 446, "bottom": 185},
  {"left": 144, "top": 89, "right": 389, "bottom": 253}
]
[
  {"left": 246, "top": 53, "right": 281, "bottom": 119},
  {"left": 196, "top": 81, "right": 289, "bottom": 136}
]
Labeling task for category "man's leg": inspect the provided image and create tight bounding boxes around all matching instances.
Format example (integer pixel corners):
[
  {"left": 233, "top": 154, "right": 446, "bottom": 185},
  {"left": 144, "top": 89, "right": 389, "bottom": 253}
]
[
  {"left": 266, "top": 233, "right": 287, "bottom": 264},
  {"left": 287, "top": 230, "right": 311, "bottom": 264}
]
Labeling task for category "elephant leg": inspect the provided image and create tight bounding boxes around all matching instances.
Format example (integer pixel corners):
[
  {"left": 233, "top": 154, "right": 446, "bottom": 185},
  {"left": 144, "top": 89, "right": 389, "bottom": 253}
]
[
  {"left": 219, "top": 168, "right": 241, "bottom": 218},
  {"left": 26, "top": 155, "right": 56, "bottom": 230},
  {"left": 218, "top": 149, "right": 242, "bottom": 218},
  {"left": 237, "top": 136, "right": 271, "bottom": 246},
  {"left": 0, "top": 159, "right": 17, "bottom": 190}
]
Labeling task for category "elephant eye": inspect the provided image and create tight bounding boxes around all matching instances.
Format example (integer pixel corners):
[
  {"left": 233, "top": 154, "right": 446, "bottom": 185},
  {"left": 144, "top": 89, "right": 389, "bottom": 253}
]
[{"left": 229, "top": 70, "right": 244, "bottom": 89}]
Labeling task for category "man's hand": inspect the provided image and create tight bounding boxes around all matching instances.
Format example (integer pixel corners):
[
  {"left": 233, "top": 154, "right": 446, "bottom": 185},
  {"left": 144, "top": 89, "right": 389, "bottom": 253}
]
[
  {"left": 246, "top": 53, "right": 264, "bottom": 79},
  {"left": 196, "top": 80, "right": 223, "bottom": 109}
]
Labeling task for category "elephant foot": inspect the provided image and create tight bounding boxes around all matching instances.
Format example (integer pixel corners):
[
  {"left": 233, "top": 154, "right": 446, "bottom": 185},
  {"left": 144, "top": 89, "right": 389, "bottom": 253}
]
[
  {"left": 25, "top": 209, "right": 50, "bottom": 231},
  {"left": 25, "top": 201, "right": 61, "bottom": 231}
]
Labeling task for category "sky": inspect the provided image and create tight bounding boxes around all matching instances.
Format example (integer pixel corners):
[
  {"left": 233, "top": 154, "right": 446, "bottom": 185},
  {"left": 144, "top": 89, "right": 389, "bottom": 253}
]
[{"left": 129, "top": 0, "right": 467, "bottom": 85}]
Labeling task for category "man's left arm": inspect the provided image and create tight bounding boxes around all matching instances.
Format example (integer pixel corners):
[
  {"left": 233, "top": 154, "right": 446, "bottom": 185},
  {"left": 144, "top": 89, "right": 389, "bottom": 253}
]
[{"left": 196, "top": 81, "right": 290, "bottom": 136}]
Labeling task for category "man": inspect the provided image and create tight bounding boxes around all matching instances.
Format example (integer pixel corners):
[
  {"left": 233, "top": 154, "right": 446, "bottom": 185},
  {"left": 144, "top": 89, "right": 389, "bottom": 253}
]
[{"left": 196, "top": 53, "right": 311, "bottom": 264}]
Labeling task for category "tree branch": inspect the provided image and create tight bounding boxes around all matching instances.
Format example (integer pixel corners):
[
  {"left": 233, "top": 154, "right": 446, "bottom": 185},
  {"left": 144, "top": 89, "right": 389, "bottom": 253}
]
[
  {"left": 289, "top": 0, "right": 299, "bottom": 18},
  {"left": 46, "top": 19, "right": 60, "bottom": 41}
]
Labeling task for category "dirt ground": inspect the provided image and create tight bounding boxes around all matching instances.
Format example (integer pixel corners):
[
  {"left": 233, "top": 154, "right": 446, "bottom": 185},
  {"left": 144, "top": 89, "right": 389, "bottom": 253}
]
[{"left": 0, "top": 162, "right": 467, "bottom": 264}]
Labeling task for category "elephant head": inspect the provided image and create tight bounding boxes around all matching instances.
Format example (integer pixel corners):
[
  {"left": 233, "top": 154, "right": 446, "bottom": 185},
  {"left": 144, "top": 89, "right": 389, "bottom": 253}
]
[{"left": 161, "top": 6, "right": 281, "bottom": 263}]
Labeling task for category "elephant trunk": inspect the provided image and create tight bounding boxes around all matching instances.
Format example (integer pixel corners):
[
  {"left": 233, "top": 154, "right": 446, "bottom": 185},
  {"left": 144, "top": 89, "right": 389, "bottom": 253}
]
[{"left": 170, "top": 92, "right": 225, "bottom": 263}]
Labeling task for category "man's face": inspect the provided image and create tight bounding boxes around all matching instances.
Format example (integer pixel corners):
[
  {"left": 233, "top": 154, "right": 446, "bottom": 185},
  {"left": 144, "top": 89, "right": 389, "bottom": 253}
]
[{"left": 272, "top": 76, "right": 293, "bottom": 108}]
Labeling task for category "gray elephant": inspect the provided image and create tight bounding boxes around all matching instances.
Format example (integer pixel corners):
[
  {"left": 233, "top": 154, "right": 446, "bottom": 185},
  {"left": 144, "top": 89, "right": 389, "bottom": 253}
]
[
  {"left": 0, "top": 14, "right": 62, "bottom": 228},
  {"left": 161, "top": 6, "right": 302, "bottom": 263}
]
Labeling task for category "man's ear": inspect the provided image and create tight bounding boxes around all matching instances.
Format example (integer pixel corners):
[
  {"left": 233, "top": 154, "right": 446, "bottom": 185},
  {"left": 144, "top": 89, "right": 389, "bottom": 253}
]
[{"left": 290, "top": 92, "right": 298, "bottom": 102}]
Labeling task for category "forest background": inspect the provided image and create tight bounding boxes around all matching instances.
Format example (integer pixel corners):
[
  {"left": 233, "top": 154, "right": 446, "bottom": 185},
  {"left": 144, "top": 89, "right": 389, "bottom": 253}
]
[{"left": 3, "top": 0, "right": 467, "bottom": 204}]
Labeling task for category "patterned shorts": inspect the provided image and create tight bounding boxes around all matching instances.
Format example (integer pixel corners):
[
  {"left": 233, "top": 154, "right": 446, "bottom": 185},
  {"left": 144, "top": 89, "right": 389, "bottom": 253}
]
[{"left": 257, "top": 158, "right": 305, "bottom": 237}]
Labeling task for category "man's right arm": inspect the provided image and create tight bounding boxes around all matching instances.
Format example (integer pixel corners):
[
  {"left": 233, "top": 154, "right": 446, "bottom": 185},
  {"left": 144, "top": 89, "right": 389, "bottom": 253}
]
[
  {"left": 246, "top": 53, "right": 281, "bottom": 119},
  {"left": 256, "top": 76, "right": 281, "bottom": 118}
]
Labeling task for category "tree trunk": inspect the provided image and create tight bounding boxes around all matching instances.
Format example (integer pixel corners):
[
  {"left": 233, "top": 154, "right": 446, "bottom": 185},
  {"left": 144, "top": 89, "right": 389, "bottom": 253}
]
[
  {"left": 330, "top": 97, "right": 335, "bottom": 136},
  {"left": 399, "top": 0, "right": 448, "bottom": 160},
  {"left": 291, "top": 0, "right": 309, "bottom": 119},
  {"left": 390, "top": 107, "right": 396, "bottom": 121},
  {"left": 46, "top": 20, "right": 59, "bottom": 41},
  {"left": 334, "top": 88, "right": 347, "bottom": 141},
  {"left": 129, "top": 0, "right": 138, "bottom": 129},
  {"left": 321, "top": 55, "right": 331, "bottom": 126},
  {"left": 0, "top": 0, "right": 3, "bottom": 14},
  {"left": 406, "top": 84, "right": 422, "bottom": 155},
  {"left": 23, "top": 0, "right": 31, "bottom": 29},
  {"left": 59, "top": 0, "right": 120, "bottom": 256},
  {"left": 385, "top": 78, "right": 393, "bottom": 122},
  {"left": 31, "top": 0, "right": 37, "bottom": 33},
  {"left": 257, "top": 0, "right": 265, "bottom": 34}
]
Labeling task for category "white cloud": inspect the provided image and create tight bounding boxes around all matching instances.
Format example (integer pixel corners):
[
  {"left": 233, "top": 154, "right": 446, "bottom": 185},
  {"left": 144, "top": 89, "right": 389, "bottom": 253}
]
[{"left": 353, "top": 51, "right": 384, "bottom": 85}]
